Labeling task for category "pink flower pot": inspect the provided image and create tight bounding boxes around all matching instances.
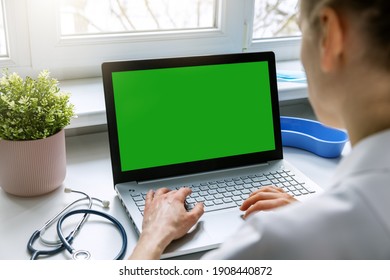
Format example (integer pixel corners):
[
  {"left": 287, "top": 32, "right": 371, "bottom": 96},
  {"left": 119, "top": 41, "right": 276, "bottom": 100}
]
[{"left": 0, "top": 129, "right": 66, "bottom": 197}]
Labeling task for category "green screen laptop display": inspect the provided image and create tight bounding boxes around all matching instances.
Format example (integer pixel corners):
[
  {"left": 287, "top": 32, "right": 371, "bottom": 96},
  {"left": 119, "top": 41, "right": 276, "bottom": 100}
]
[{"left": 111, "top": 60, "right": 276, "bottom": 172}]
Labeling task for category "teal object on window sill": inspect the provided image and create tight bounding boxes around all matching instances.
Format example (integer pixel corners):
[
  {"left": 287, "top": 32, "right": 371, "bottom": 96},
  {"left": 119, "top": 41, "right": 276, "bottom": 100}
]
[
  {"left": 277, "top": 70, "right": 307, "bottom": 83},
  {"left": 280, "top": 116, "right": 349, "bottom": 158}
]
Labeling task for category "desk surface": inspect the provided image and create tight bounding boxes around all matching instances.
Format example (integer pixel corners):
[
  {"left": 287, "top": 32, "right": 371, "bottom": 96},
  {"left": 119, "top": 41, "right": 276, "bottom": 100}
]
[{"left": 0, "top": 132, "right": 348, "bottom": 260}]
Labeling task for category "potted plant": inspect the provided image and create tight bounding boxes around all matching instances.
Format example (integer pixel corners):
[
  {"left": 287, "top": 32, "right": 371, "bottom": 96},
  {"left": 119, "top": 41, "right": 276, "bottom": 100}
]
[{"left": 0, "top": 70, "right": 75, "bottom": 196}]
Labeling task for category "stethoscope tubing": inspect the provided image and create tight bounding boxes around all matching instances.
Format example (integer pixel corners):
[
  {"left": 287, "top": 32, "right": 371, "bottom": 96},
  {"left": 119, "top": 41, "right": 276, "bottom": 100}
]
[
  {"left": 38, "top": 196, "right": 107, "bottom": 247},
  {"left": 28, "top": 190, "right": 93, "bottom": 260},
  {"left": 57, "top": 209, "right": 128, "bottom": 260},
  {"left": 27, "top": 189, "right": 123, "bottom": 260},
  {"left": 28, "top": 230, "right": 74, "bottom": 260}
]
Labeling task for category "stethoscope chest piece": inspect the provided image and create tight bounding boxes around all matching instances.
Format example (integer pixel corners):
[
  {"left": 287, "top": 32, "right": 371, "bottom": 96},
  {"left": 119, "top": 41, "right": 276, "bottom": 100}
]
[
  {"left": 57, "top": 209, "right": 127, "bottom": 260},
  {"left": 72, "top": 250, "right": 91, "bottom": 260}
]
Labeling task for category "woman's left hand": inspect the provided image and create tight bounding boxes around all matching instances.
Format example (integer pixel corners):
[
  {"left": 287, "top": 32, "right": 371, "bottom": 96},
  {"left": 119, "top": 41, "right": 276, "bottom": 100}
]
[{"left": 240, "top": 186, "right": 298, "bottom": 219}]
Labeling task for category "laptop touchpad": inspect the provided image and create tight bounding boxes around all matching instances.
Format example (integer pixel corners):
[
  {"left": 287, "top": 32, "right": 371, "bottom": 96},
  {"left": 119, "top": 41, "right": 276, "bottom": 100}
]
[{"left": 203, "top": 210, "right": 244, "bottom": 240}]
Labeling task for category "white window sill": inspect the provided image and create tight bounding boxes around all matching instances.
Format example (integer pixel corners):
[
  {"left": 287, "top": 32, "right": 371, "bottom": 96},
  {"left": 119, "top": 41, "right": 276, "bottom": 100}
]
[
  {"left": 61, "top": 60, "right": 308, "bottom": 130},
  {"left": 61, "top": 77, "right": 107, "bottom": 129}
]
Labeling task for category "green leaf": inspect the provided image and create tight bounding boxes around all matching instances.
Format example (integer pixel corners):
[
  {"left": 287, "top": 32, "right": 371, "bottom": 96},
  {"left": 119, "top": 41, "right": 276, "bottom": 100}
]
[{"left": 0, "top": 69, "right": 75, "bottom": 140}]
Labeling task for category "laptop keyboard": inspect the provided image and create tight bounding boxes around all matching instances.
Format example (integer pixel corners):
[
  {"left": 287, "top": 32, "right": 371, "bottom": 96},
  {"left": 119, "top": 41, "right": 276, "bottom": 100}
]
[{"left": 130, "top": 169, "right": 316, "bottom": 215}]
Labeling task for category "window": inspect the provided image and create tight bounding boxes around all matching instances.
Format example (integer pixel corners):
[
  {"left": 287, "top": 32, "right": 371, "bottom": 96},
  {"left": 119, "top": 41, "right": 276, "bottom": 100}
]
[
  {"left": 0, "top": 0, "right": 30, "bottom": 70},
  {"left": 60, "top": 0, "right": 217, "bottom": 36},
  {"left": 247, "top": 0, "right": 301, "bottom": 61},
  {"left": 3, "top": 0, "right": 301, "bottom": 79},
  {"left": 0, "top": 0, "right": 8, "bottom": 58},
  {"left": 252, "top": 0, "right": 300, "bottom": 39},
  {"left": 26, "top": 0, "right": 246, "bottom": 79},
  {"left": 1, "top": 0, "right": 304, "bottom": 130}
]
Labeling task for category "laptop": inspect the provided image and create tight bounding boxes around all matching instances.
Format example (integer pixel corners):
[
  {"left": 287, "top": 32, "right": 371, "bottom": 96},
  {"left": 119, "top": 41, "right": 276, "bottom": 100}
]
[{"left": 102, "top": 52, "right": 323, "bottom": 259}]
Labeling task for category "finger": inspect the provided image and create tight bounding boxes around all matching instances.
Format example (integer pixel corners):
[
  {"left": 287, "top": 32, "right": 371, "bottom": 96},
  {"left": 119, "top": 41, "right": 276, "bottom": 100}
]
[
  {"left": 191, "top": 202, "right": 204, "bottom": 218},
  {"left": 243, "top": 200, "right": 284, "bottom": 219},
  {"left": 154, "top": 187, "right": 171, "bottom": 196},
  {"left": 249, "top": 186, "right": 284, "bottom": 197},
  {"left": 145, "top": 190, "right": 154, "bottom": 205},
  {"left": 187, "top": 202, "right": 204, "bottom": 224},
  {"left": 240, "top": 191, "right": 286, "bottom": 211},
  {"left": 143, "top": 190, "right": 155, "bottom": 215},
  {"left": 243, "top": 190, "right": 293, "bottom": 210},
  {"left": 175, "top": 187, "right": 192, "bottom": 202}
]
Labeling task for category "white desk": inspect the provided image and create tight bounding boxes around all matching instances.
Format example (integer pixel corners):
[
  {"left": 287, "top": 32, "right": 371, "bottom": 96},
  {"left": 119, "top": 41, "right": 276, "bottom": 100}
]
[{"left": 0, "top": 131, "right": 348, "bottom": 260}]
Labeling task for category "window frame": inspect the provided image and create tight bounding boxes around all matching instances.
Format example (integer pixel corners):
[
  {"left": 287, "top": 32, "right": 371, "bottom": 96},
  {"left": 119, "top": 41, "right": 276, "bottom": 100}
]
[
  {"left": 2, "top": 0, "right": 302, "bottom": 80},
  {"left": 247, "top": 37, "right": 301, "bottom": 61},
  {"left": 26, "top": 0, "right": 248, "bottom": 80},
  {"left": 0, "top": 0, "right": 31, "bottom": 73},
  {"left": 0, "top": 0, "right": 8, "bottom": 58},
  {"left": 243, "top": 0, "right": 301, "bottom": 61}
]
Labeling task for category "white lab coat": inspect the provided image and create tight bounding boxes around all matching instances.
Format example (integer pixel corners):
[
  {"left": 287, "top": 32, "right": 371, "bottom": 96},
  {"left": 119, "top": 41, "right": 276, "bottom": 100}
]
[{"left": 203, "top": 129, "right": 390, "bottom": 259}]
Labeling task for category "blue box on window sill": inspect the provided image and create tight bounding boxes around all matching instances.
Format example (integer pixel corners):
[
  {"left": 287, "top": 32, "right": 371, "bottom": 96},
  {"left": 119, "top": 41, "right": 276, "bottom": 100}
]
[{"left": 280, "top": 116, "right": 348, "bottom": 158}]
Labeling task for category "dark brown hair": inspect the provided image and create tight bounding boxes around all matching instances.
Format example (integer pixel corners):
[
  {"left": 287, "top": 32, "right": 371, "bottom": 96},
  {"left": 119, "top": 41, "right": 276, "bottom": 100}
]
[{"left": 301, "top": 0, "right": 390, "bottom": 69}]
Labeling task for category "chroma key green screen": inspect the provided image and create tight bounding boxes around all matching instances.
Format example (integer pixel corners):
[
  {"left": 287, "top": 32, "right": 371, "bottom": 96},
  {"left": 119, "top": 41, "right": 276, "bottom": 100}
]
[{"left": 112, "top": 61, "right": 275, "bottom": 172}]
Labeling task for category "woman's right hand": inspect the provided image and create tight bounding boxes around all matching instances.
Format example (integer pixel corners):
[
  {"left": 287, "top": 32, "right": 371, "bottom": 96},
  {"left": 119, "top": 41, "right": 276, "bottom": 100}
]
[{"left": 129, "top": 187, "right": 204, "bottom": 259}]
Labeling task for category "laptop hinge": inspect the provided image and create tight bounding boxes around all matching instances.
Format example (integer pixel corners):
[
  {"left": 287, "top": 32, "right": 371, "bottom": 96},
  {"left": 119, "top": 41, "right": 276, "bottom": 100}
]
[{"left": 136, "top": 162, "right": 271, "bottom": 185}]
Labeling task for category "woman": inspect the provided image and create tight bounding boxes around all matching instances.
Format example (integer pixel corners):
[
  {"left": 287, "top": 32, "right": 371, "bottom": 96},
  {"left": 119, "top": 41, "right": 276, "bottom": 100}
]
[{"left": 130, "top": 0, "right": 390, "bottom": 259}]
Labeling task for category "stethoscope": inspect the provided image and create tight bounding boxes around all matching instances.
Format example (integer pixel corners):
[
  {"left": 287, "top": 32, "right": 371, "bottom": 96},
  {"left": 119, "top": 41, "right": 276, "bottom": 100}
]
[{"left": 27, "top": 188, "right": 127, "bottom": 260}]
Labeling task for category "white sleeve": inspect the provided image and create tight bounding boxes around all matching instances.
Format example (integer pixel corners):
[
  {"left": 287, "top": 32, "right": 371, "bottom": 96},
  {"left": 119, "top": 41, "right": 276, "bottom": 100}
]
[{"left": 201, "top": 186, "right": 390, "bottom": 259}]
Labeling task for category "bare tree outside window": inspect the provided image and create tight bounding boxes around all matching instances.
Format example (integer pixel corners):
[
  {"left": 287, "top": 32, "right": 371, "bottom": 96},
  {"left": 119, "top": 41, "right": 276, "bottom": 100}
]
[
  {"left": 253, "top": 0, "right": 300, "bottom": 39},
  {"left": 0, "top": 0, "right": 8, "bottom": 57},
  {"left": 60, "top": 0, "right": 217, "bottom": 36}
]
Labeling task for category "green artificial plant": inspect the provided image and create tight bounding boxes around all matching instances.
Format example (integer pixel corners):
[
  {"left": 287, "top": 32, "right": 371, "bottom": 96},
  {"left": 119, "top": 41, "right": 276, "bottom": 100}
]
[{"left": 0, "top": 70, "right": 75, "bottom": 140}]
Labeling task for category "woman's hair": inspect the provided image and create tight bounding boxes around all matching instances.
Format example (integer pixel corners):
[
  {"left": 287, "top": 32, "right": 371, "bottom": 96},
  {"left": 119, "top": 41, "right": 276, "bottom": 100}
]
[{"left": 301, "top": 0, "right": 390, "bottom": 69}]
